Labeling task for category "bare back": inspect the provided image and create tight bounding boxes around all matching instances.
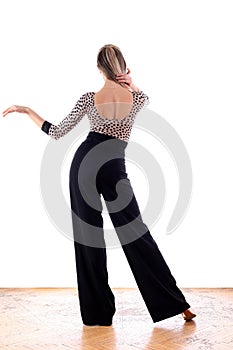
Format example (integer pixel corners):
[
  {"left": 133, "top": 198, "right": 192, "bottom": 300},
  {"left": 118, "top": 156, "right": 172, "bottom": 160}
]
[{"left": 94, "top": 85, "right": 134, "bottom": 120}]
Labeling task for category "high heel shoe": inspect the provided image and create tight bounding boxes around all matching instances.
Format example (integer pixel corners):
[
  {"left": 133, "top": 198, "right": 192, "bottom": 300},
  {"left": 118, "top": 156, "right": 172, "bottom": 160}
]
[{"left": 181, "top": 309, "right": 196, "bottom": 321}]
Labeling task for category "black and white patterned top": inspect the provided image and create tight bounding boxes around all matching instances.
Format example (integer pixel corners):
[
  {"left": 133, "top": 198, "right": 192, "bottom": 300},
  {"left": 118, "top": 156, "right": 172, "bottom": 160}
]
[{"left": 41, "top": 90, "right": 149, "bottom": 142}]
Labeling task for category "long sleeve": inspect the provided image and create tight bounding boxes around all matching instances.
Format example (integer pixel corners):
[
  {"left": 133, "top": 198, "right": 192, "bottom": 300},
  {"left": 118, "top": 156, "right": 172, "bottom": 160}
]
[
  {"left": 41, "top": 93, "right": 88, "bottom": 140},
  {"left": 133, "top": 90, "right": 150, "bottom": 113}
]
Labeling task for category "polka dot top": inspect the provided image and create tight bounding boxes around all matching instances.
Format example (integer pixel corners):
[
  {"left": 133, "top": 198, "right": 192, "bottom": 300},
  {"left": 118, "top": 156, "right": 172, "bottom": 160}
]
[{"left": 41, "top": 90, "right": 149, "bottom": 142}]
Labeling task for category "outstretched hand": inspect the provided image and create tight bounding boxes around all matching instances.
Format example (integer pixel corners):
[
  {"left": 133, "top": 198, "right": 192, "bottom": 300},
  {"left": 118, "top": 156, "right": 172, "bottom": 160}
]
[{"left": 2, "top": 105, "right": 29, "bottom": 118}]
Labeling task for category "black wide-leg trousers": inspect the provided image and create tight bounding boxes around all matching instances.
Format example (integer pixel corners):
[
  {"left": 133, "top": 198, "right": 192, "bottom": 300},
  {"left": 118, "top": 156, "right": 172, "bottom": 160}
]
[{"left": 69, "top": 131, "right": 190, "bottom": 325}]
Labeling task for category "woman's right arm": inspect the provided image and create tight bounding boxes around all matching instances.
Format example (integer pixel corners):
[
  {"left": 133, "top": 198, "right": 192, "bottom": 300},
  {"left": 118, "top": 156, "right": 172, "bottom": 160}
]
[
  {"left": 2, "top": 93, "right": 88, "bottom": 140},
  {"left": 2, "top": 105, "right": 45, "bottom": 128}
]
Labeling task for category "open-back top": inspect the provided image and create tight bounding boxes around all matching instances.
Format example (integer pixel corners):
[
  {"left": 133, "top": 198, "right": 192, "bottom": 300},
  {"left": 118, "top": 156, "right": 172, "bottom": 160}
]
[{"left": 41, "top": 90, "right": 149, "bottom": 142}]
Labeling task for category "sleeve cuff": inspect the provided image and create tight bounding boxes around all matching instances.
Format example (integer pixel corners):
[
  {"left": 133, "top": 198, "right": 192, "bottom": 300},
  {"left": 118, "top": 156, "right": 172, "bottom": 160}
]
[{"left": 41, "top": 120, "right": 52, "bottom": 134}]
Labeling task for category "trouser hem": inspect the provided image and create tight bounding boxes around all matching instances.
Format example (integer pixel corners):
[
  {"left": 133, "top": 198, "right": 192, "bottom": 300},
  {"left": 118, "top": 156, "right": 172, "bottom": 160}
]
[{"left": 151, "top": 302, "right": 191, "bottom": 323}]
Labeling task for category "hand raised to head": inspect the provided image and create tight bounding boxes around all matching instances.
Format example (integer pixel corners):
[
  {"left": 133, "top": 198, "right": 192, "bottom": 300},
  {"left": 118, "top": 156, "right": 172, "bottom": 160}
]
[{"left": 115, "top": 68, "right": 132, "bottom": 88}]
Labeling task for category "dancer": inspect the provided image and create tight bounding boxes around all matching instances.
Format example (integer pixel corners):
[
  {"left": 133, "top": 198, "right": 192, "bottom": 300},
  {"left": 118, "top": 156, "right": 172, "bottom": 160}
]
[{"left": 2, "top": 44, "right": 196, "bottom": 326}]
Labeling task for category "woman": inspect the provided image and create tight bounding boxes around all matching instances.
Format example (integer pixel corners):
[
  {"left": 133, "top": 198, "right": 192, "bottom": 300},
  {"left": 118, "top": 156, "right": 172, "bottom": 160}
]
[{"left": 2, "top": 44, "right": 196, "bottom": 326}]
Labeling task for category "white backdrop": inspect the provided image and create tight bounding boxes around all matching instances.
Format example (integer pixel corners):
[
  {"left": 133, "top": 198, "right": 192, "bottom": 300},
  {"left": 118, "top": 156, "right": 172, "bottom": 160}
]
[{"left": 0, "top": 0, "right": 232, "bottom": 288}]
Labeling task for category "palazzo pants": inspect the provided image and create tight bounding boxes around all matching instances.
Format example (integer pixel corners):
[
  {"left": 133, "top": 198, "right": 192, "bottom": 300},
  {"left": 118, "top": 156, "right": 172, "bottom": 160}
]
[{"left": 69, "top": 131, "right": 190, "bottom": 326}]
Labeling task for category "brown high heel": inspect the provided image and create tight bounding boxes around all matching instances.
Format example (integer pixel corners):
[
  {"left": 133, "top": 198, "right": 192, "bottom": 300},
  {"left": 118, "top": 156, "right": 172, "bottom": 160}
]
[{"left": 181, "top": 308, "right": 197, "bottom": 321}]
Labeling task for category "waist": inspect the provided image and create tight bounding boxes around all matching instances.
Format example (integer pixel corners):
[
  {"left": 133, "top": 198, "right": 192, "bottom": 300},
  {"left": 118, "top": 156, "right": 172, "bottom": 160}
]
[
  {"left": 86, "top": 131, "right": 127, "bottom": 146},
  {"left": 85, "top": 131, "right": 127, "bottom": 158}
]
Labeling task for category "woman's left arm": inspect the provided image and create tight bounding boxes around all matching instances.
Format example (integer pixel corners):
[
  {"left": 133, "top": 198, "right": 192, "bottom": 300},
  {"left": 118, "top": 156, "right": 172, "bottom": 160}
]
[{"left": 116, "top": 69, "right": 150, "bottom": 110}]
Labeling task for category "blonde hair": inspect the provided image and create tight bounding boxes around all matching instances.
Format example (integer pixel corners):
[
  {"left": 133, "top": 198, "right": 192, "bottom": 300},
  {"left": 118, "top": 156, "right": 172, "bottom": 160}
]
[{"left": 97, "top": 44, "right": 127, "bottom": 87}]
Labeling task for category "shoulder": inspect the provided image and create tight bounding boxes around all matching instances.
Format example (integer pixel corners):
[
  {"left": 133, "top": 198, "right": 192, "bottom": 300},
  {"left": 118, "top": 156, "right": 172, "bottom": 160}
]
[
  {"left": 76, "top": 92, "right": 95, "bottom": 106},
  {"left": 79, "top": 91, "right": 95, "bottom": 99},
  {"left": 130, "top": 90, "right": 150, "bottom": 111},
  {"left": 131, "top": 90, "right": 148, "bottom": 97},
  {"left": 132, "top": 90, "right": 149, "bottom": 103}
]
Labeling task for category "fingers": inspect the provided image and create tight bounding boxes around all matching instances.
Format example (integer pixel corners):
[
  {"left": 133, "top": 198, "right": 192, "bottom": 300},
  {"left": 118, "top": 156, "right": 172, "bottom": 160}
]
[
  {"left": 116, "top": 76, "right": 132, "bottom": 85},
  {"left": 116, "top": 77, "right": 128, "bottom": 83},
  {"left": 2, "top": 106, "right": 16, "bottom": 117},
  {"left": 116, "top": 68, "right": 132, "bottom": 86},
  {"left": 2, "top": 105, "right": 22, "bottom": 117}
]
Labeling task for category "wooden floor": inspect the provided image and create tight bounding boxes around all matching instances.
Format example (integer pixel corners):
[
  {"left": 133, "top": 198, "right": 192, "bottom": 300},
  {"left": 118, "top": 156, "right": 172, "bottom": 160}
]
[{"left": 0, "top": 288, "right": 232, "bottom": 350}]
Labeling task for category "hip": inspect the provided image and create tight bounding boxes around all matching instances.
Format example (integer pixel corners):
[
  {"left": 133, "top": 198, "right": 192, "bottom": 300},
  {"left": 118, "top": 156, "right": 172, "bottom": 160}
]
[{"left": 70, "top": 131, "right": 128, "bottom": 176}]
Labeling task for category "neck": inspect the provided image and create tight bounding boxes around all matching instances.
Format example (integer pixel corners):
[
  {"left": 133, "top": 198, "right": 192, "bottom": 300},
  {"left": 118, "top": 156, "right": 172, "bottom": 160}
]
[{"left": 103, "top": 79, "right": 119, "bottom": 88}]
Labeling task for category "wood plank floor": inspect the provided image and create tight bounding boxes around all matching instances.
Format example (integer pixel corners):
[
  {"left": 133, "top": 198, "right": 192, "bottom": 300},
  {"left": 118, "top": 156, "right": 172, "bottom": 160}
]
[{"left": 0, "top": 288, "right": 232, "bottom": 349}]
